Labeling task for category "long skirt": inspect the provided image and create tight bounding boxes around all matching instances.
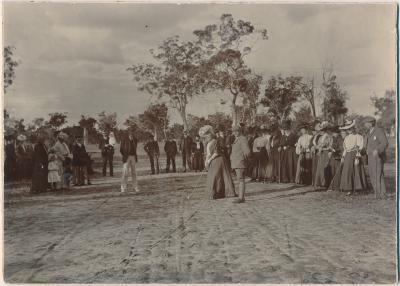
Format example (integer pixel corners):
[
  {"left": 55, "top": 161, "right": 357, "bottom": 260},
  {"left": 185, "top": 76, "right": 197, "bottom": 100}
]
[
  {"left": 31, "top": 163, "right": 48, "bottom": 193},
  {"left": 206, "top": 156, "right": 236, "bottom": 199},
  {"left": 339, "top": 151, "right": 368, "bottom": 192},
  {"left": 328, "top": 159, "right": 342, "bottom": 191},
  {"left": 246, "top": 153, "right": 255, "bottom": 177},
  {"left": 271, "top": 149, "right": 281, "bottom": 182},
  {"left": 311, "top": 152, "right": 319, "bottom": 185},
  {"left": 192, "top": 152, "right": 204, "bottom": 171},
  {"left": 281, "top": 147, "right": 297, "bottom": 183},
  {"left": 314, "top": 151, "right": 332, "bottom": 188},
  {"left": 295, "top": 152, "right": 312, "bottom": 185}
]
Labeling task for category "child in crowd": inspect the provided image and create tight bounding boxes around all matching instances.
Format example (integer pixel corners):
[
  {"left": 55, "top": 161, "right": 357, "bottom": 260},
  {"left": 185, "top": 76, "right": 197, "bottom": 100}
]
[
  {"left": 48, "top": 149, "right": 61, "bottom": 191},
  {"left": 63, "top": 157, "right": 74, "bottom": 189}
]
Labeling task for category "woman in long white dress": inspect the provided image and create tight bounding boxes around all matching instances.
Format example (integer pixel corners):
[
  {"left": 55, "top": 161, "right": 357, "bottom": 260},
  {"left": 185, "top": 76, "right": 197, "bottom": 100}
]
[{"left": 200, "top": 125, "right": 236, "bottom": 200}]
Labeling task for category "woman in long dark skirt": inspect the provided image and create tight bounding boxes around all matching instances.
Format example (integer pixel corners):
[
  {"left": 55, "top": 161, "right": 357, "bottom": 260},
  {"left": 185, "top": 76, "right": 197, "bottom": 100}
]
[
  {"left": 295, "top": 124, "right": 313, "bottom": 185},
  {"left": 191, "top": 135, "right": 204, "bottom": 172},
  {"left": 270, "top": 124, "right": 282, "bottom": 183},
  {"left": 314, "top": 122, "right": 333, "bottom": 189},
  {"left": 327, "top": 128, "right": 345, "bottom": 191},
  {"left": 339, "top": 121, "right": 368, "bottom": 195},
  {"left": 311, "top": 123, "right": 322, "bottom": 186},
  {"left": 280, "top": 120, "right": 298, "bottom": 184},
  {"left": 31, "top": 134, "right": 49, "bottom": 193},
  {"left": 200, "top": 125, "right": 236, "bottom": 200}
]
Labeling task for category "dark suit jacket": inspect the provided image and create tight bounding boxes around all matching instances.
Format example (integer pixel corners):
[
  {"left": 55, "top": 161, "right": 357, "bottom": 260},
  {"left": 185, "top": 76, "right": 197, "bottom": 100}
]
[
  {"left": 72, "top": 144, "right": 88, "bottom": 166},
  {"left": 32, "top": 143, "right": 48, "bottom": 171},
  {"left": 144, "top": 140, "right": 160, "bottom": 156},
  {"left": 365, "top": 126, "right": 388, "bottom": 160},
  {"left": 164, "top": 140, "right": 178, "bottom": 156},
  {"left": 120, "top": 137, "right": 137, "bottom": 163},
  {"left": 180, "top": 136, "right": 193, "bottom": 153}
]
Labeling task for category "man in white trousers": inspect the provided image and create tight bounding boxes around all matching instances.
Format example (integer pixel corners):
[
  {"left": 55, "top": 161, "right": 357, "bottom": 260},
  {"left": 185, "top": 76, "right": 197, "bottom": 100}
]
[{"left": 120, "top": 130, "right": 140, "bottom": 193}]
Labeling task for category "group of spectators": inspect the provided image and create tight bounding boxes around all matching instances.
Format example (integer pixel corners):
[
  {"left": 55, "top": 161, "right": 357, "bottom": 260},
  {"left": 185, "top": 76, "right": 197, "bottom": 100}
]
[
  {"left": 197, "top": 115, "right": 389, "bottom": 203},
  {"left": 5, "top": 131, "right": 93, "bottom": 193},
  {"left": 4, "top": 115, "right": 389, "bottom": 201}
]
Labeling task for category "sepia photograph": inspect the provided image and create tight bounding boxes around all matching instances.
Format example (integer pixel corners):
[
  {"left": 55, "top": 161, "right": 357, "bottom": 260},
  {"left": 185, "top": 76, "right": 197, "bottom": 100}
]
[{"left": 2, "top": 1, "right": 398, "bottom": 284}]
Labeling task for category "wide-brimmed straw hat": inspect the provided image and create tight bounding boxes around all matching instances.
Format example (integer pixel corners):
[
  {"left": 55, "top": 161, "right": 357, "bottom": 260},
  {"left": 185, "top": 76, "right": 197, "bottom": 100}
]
[
  {"left": 17, "top": 134, "right": 27, "bottom": 141},
  {"left": 339, "top": 119, "right": 356, "bottom": 130},
  {"left": 320, "top": 121, "right": 330, "bottom": 131},
  {"left": 199, "top": 125, "right": 214, "bottom": 137}
]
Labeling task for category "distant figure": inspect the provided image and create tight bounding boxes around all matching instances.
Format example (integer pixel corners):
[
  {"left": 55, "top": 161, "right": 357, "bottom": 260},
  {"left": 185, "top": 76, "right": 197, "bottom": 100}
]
[
  {"left": 280, "top": 120, "right": 298, "bottom": 184},
  {"left": 144, "top": 134, "right": 160, "bottom": 175},
  {"left": 295, "top": 124, "right": 313, "bottom": 185},
  {"left": 364, "top": 116, "right": 389, "bottom": 199},
  {"left": 53, "top": 132, "right": 72, "bottom": 189},
  {"left": 313, "top": 121, "right": 333, "bottom": 189},
  {"left": 48, "top": 149, "right": 61, "bottom": 191},
  {"left": 191, "top": 135, "right": 204, "bottom": 172},
  {"left": 270, "top": 123, "right": 282, "bottom": 183},
  {"left": 72, "top": 136, "right": 88, "bottom": 186},
  {"left": 31, "top": 133, "right": 49, "bottom": 193},
  {"left": 99, "top": 132, "right": 115, "bottom": 177},
  {"left": 120, "top": 131, "right": 139, "bottom": 192},
  {"left": 63, "top": 157, "right": 74, "bottom": 189},
  {"left": 164, "top": 134, "right": 178, "bottom": 173},
  {"left": 180, "top": 130, "right": 193, "bottom": 172},
  {"left": 16, "top": 134, "right": 33, "bottom": 180},
  {"left": 327, "top": 125, "right": 344, "bottom": 191}
]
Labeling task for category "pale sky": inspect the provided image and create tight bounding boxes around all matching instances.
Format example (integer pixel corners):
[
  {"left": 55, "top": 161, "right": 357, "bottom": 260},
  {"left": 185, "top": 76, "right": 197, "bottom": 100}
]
[{"left": 4, "top": 2, "right": 397, "bottom": 127}]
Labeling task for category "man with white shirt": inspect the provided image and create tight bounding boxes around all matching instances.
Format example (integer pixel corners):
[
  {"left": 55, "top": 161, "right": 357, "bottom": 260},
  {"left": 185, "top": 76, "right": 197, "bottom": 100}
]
[{"left": 364, "top": 116, "right": 389, "bottom": 199}]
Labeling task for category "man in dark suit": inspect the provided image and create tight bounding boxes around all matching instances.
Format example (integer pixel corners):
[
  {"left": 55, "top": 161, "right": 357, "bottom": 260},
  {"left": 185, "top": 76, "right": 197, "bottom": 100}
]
[
  {"left": 180, "top": 130, "right": 193, "bottom": 172},
  {"left": 120, "top": 131, "right": 139, "bottom": 192},
  {"left": 72, "top": 136, "right": 88, "bottom": 186},
  {"left": 164, "top": 134, "right": 177, "bottom": 173},
  {"left": 364, "top": 116, "right": 389, "bottom": 199},
  {"left": 99, "top": 133, "right": 114, "bottom": 177},
  {"left": 144, "top": 134, "right": 160, "bottom": 175}
]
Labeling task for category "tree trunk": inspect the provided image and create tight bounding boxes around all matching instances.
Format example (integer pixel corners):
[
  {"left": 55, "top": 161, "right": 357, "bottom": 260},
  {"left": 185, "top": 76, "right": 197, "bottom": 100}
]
[
  {"left": 180, "top": 106, "right": 188, "bottom": 131},
  {"left": 310, "top": 100, "right": 316, "bottom": 118},
  {"left": 231, "top": 94, "right": 238, "bottom": 127}
]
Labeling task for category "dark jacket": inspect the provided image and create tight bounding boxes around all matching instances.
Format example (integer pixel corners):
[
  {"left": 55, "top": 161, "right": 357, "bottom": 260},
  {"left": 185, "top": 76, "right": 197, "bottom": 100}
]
[
  {"left": 365, "top": 126, "right": 389, "bottom": 159},
  {"left": 32, "top": 142, "right": 48, "bottom": 171},
  {"left": 144, "top": 140, "right": 160, "bottom": 156},
  {"left": 192, "top": 141, "right": 204, "bottom": 155},
  {"left": 120, "top": 136, "right": 137, "bottom": 163},
  {"left": 331, "top": 136, "right": 344, "bottom": 160},
  {"left": 280, "top": 133, "right": 298, "bottom": 148},
  {"left": 72, "top": 143, "right": 88, "bottom": 166},
  {"left": 99, "top": 137, "right": 114, "bottom": 156},
  {"left": 180, "top": 136, "right": 193, "bottom": 153},
  {"left": 164, "top": 140, "right": 178, "bottom": 156}
]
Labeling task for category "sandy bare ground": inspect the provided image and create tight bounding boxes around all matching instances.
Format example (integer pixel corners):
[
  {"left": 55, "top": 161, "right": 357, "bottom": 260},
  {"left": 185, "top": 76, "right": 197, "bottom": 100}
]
[{"left": 4, "top": 164, "right": 397, "bottom": 284}]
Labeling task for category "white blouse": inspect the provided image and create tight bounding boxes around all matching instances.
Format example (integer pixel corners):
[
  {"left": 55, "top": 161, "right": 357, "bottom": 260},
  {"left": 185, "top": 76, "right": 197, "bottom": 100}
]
[
  {"left": 343, "top": 134, "right": 364, "bottom": 156},
  {"left": 296, "top": 134, "right": 312, "bottom": 155},
  {"left": 253, "top": 137, "right": 268, "bottom": 152}
]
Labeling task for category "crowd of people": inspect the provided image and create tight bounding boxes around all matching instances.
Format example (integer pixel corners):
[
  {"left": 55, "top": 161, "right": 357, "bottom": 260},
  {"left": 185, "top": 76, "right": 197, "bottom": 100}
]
[
  {"left": 5, "top": 131, "right": 93, "bottom": 193},
  {"left": 194, "top": 115, "right": 389, "bottom": 203},
  {"left": 4, "top": 115, "right": 389, "bottom": 202}
]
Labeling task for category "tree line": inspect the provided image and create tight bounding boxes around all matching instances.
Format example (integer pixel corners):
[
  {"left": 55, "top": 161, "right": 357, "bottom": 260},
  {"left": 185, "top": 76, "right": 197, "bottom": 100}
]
[{"left": 4, "top": 14, "right": 397, "bottom": 141}]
